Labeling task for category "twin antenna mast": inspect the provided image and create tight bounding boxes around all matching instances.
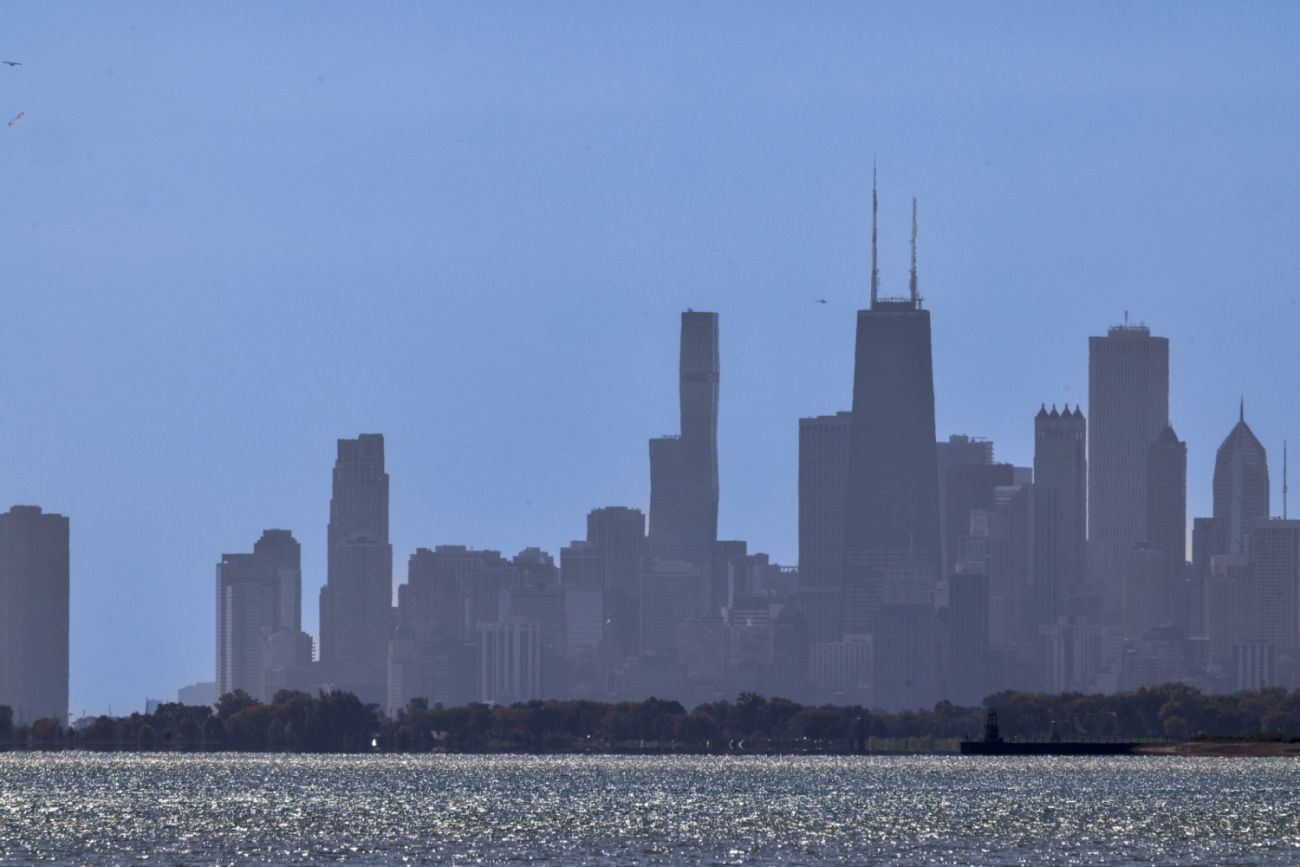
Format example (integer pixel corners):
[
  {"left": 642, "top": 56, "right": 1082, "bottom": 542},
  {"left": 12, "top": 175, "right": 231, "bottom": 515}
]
[{"left": 869, "top": 160, "right": 919, "bottom": 308}]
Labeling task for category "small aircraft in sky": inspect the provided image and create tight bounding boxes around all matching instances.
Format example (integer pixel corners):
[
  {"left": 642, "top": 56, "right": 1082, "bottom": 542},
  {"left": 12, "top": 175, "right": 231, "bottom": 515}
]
[
  {"left": 8, "top": 112, "right": 23, "bottom": 127},
  {"left": 1, "top": 61, "right": 20, "bottom": 67}
]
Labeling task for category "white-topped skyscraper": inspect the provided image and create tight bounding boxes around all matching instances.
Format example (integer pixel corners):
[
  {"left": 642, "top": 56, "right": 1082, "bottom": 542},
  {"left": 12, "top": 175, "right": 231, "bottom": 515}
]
[
  {"left": 319, "top": 434, "right": 393, "bottom": 703},
  {"left": 842, "top": 180, "right": 941, "bottom": 637}
]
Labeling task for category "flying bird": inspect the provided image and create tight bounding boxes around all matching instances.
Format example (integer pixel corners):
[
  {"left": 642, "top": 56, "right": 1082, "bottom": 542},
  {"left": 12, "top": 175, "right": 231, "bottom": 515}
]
[
  {"left": 7, "top": 112, "right": 23, "bottom": 127},
  {"left": 2, "top": 61, "right": 20, "bottom": 67},
  {"left": 814, "top": 298, "right": 828, "bottom": 304}
]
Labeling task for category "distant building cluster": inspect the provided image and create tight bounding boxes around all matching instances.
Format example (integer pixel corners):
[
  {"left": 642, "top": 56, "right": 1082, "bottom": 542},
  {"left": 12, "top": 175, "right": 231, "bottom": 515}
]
[
  {"left": 8, "top": 186, "right": 1299, "bottom": 724},
  {"left": 203, "top": 191, "right": 1300, "bottom": 715}
]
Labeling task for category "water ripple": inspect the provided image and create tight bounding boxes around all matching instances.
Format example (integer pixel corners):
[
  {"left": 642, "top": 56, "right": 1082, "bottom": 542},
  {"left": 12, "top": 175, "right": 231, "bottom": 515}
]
[{"left": 0, "top": 753, "right": 1297, "bottom": 864}]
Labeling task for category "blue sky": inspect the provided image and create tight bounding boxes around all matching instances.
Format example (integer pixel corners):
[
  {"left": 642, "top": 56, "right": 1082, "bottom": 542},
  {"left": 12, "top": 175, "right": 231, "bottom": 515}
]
[{"left": 2, "top": 3, "right": 1298, "bottom": 714}]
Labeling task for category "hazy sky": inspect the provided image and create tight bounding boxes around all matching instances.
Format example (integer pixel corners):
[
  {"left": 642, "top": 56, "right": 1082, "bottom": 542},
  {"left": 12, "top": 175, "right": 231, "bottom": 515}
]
[{"left": 3, "top": 3, "right": 1299, "bottom": 714}]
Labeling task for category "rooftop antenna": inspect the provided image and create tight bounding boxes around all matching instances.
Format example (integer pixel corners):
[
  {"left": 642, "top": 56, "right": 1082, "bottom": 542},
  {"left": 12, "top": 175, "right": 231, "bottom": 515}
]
[
  {"left": 1285, "top": 440, "right": 1289, "bottom": 520},
  {"left": 909, "top": 197, "right": 919, "bottom": 305},
  {"left": 870, "top": 157, "right": 879, "bottom": 307},
  {"left": 1240, "top": 395, "right": 1245, "bottom": 425}
]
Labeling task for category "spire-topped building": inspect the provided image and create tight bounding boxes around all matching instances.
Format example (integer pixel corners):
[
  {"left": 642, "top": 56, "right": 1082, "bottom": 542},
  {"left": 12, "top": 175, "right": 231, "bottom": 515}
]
[
  {"left": 842, "top": 172, "right": 941, "bottom": 635},
  {"left": 1213, "top": 402, "right": 1269, "bottom": 554}
]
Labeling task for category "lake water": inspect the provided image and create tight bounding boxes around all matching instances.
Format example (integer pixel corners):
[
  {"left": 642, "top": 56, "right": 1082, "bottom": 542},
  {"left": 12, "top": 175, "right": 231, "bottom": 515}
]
[{"left": 0, "top": 753, "right": 1298, "bottom": 864}]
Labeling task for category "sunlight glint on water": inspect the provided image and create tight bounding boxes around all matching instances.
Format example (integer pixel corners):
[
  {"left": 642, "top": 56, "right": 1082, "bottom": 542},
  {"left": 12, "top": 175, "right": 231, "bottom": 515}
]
[{"left": 0, "top": 753, "right": 1297, "bottom": 864}]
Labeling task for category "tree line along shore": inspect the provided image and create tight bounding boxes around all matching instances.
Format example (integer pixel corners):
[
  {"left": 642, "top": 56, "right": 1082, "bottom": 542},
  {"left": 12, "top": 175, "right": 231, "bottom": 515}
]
[{"left": 3, "top": 683, "right": 1300, "bottom": 755}]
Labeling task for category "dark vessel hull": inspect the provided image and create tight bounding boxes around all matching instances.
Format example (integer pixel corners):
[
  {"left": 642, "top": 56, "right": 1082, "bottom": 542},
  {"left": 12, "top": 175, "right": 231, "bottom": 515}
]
[{"left": 960, "top": 740, "right": 1137, "bottom": 755}]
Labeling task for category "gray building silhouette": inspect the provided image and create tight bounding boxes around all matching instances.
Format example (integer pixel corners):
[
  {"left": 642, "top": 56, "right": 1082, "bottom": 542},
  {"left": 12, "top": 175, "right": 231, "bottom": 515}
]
[
  {"left": 1147, "top": 425, "right": 1188, "bottom": 632},
  {"left": 842, "top": 189, "right": 941, "bottom": 633},
  {"left": 1032, "top": 404, "right": 1087, "bottom": 627},
  {"left": 0, "top": 506, "right": 69, "bottom": 723},
  {"left": 1087, "top": 322, "right": 1169, "bottom": 616},
  {"left": 798, "top": 411, "right": 851, "bottom": 643},
  {"left": 319, "top": 434, "right": 393, "bottom": 703},
  {"left": 215, "top": 530, "right": 310, "bottom": 702},
  {"left": 648, "top": 311, "right": 719, "bottom": 567}
]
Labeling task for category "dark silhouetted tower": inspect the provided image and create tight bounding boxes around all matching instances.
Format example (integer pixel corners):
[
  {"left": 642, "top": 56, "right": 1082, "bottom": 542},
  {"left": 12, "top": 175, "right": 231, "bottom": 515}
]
[
  {"left": 842, "top": 187, "right": 940, "bottom": 633},
  {"left": 1087, "top": 323, "right": 1169, "bottom": 563},
  {"left": 649, "top": 311, "right": 719, "bottom": 567},
  {"left": 1032, "top": 405, "right": 1087, "bottom": 626},
  {"left": 319, "top": 434, "right": 393, "bottom": 697},
  {"left": 586, "top": 506, "right": 646, "bottom": 651},
  {"left": 1147, "top": 425, "right": 1188, "bottom": 631},
  {"left": 798, "top": 411, "right": 851, "bottom": 642},
  {"left": 0, "top": 506, "right": 69, "bottom": 723},
  {"left": 1214, "top": 402, "right": 1270, "bottom": 555}
]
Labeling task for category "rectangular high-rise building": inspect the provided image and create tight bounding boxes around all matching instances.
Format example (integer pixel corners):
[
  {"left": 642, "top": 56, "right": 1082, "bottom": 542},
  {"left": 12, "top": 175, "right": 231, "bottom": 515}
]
[
  {"left": 1032, "top": 405, "right": 1087, "bottom": 628},
  {"left": 586, "top": 506, "right": 646, "bottom": 652},
  {"left": 936, "top": 434, "right": 994, "bottom": 578},
  {"left": 215, "top": 529, "right": 309, "bottom": 702},
  {"left": 1147, "top": 426, "right": 1188, "bottom": 632},
  {"left": 319, "top": 434, "right": 393, "bottom": 702},
  {"left": 648, "top": 311, "right": 719, "bottom": 567},
  {"left": 0, "top": 506, "right": 69, "bottom": 723},
  {"left": 1246, "top": 519, "right": 1300, "bottom": 652},
  {"left": 1087, "top": 323, "right": 1169, "bottom": 584},
  {"left": 215, "top": 552, "right": 276, "bottom": 700},
  {"left": 798, "top": 411, "right": 851, "bottom": 642}
]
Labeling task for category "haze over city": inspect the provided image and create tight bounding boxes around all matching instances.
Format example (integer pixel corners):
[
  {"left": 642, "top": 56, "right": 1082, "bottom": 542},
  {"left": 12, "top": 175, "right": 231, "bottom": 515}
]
[{"left": 2, "top": 4, "right": 1299, "bottom": 715}]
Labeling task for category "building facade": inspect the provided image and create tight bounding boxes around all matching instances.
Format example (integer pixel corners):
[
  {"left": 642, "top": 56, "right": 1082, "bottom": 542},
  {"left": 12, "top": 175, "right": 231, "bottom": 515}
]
[{"left": 0, "top": 506, "right": 69, "bottom": 723}]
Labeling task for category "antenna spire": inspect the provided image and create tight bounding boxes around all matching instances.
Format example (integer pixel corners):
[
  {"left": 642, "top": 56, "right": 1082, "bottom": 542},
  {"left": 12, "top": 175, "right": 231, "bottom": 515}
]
[
  {"left": 909, "top": 196, "right": 918, "bottom": 305},
  {"left": 870, "top": 158, "right": 879, "bottom": 307},
  {"left": 1285, "top": 440, "right": 1289, "bottom": 520},
  {"left": 1240, "top": 395, "right": 1245, "bottom": 424}
]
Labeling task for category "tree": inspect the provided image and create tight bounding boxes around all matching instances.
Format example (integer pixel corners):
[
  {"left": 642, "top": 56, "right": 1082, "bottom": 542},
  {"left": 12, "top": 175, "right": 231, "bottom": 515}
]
[{"left": 217, "top": 690, "right": 260, "bottom": 721}]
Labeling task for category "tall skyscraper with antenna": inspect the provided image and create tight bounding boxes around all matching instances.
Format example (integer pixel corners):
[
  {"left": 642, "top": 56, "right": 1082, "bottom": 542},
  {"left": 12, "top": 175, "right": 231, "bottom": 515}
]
[{"left": 841, "top": 172, "right": 941, "bottom": 640}]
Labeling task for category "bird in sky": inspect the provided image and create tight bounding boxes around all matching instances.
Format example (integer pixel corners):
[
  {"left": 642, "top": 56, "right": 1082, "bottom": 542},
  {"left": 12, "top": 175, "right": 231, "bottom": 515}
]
[
  {"left": 814, "top": 298, "right": 828, "bottom": 304},
  {"left": 7, "top": 112, "right": 23, "bottom": 127},
  {"left": 1, "top": 61, "right": 20, "bottom": 67}
]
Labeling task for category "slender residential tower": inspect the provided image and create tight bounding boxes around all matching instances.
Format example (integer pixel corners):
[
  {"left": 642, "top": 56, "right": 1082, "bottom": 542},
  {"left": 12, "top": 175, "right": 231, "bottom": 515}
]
[
  {"left": 842, "top": 179, "right": 941, "bottom": 636},
  {"left": 648, "top": 311, "right": 720, "bottom": 567}
]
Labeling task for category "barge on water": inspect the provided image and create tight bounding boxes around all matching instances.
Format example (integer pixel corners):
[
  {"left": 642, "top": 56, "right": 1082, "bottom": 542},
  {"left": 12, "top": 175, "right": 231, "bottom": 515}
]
[{"left": 960, "top": 710, "right": 1138, "bottom": 756}]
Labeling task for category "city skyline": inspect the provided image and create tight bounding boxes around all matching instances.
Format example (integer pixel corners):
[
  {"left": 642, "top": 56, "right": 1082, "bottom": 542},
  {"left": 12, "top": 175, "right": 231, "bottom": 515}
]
[{"left": 3, "top": 5, "right": 1299, "bottom": 714}]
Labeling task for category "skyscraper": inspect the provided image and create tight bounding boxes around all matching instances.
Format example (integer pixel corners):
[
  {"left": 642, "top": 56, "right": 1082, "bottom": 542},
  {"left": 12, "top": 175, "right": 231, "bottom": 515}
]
[
  {"left": 216, "top": 529, "right": 309, "bottom": 702},
  {"left": 586, "top": 506, "right": 646, "bottom": 651},
  {"left": 254, "top": 528, "right": 303, "bottom": 634},
  {"left": 1147, "top": 425, "right": 1188, "bottom": 631},
  {"left": 1087, "top": 322, "right": 1169, "bottom": 571},
  {"left": 319, "top": 434, "right": 393, "bottom": 701},
  {"left": 936, "top": 434, "right": 994, "bottom": 578},
  {"left": 648, "top": 311, "right": 719, "bottom": 567},
  {"left": 842, "top": 185, "right": 940, "bottom": 633},
  {"left": 0, "top": 506, "right": 69, "bottom": 723},
  {"left": 215, "top": 551, "right": 276, "bottom": 700},
  {"left": 798, "top": 411, "right": 851, "bottom": 642},
  {"left": 1213, "top": 402, "right": 1270, "bottom": 555},
  {"left": 1032, "top": 404, "right": 1087, "bottom": 627}
]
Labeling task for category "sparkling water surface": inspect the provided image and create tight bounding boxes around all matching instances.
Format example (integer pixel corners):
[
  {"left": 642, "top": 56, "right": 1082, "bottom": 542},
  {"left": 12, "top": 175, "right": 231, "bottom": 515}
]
[{"left": 1, "top": 753, "right": 1298, "bottom": 864}]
